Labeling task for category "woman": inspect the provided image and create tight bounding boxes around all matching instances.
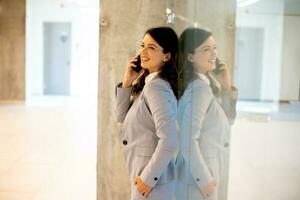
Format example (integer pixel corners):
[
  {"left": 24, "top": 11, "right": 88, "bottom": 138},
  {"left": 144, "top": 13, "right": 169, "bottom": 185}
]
[
  {"left": 176, "top": 27, "right": 238, "bottom": 200},
  {"left": 115, "top": 27, "right": 178, "bottom": 200}
]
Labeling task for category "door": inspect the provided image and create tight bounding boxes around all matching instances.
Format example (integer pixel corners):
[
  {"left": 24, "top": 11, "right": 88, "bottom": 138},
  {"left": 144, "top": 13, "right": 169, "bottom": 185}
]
[
  {"left": 43, "top": 22, "right": 71, "bottom": 95},
  {"left": 234, "top": 27, "right": 264, "bottom": 100}
]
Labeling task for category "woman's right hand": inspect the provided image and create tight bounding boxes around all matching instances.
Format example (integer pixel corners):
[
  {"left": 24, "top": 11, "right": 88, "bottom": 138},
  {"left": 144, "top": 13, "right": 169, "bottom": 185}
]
[
  {"left": 122, "top": 56, "right": 144, "bottom": 88},
  {"left": 200, "top": 178, "right": 217, "bottom": 198}
]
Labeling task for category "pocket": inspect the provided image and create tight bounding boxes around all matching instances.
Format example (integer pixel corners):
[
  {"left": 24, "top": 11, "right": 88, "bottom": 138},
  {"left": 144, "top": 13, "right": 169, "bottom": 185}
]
[
  {"left": 202, "top": 148, "right": 218, "bottom": 159},
  {"left": 134, "top": 146, "right": 155, "bottom": 157},
  {"left": 205, "top": 158, "right": 218, "bottom": 178},
  {"left": 131, "top": 147, "right": 155, "bottom": 179}
]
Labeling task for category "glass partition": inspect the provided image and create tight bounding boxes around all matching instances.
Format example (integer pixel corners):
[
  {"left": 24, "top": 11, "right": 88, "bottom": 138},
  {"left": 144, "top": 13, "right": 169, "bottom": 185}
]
[{"left": 97, "top": 0, "right": 300, "bottom": 200}]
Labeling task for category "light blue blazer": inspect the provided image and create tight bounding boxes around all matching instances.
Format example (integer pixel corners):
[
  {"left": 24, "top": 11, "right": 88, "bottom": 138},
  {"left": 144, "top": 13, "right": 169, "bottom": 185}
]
[
  {"left": 176, "top": 76, "right": 237, "bottom": 200},
  {"left": 115, "top": 76, "right": 178, "bottom": 200}
]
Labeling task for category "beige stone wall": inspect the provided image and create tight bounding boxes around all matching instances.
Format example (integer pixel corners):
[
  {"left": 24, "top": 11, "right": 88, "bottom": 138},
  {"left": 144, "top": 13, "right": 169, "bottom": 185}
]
[
  {"left": 0, "top": 0, "right": 25, "bottom": 101},
  {"left": 97, "top": 1, "right": 236, "bottom": 199}
]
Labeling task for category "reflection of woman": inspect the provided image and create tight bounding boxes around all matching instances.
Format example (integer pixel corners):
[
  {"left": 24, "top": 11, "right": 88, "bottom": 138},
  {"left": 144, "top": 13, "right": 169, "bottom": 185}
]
[
  {"left": 115, "top": 27, "right": 179, "bottom": 200},
  {"left": 176, "top": 28, "right": 238, "bottom": 200}
]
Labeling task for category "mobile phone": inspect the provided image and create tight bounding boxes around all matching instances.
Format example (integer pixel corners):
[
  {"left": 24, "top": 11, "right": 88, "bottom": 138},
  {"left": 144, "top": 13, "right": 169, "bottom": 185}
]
[
  {"left": 132, "top": 55, "right": 142, "bottom": 73},
  {"left": 213, "top": 58, "right": 222, "bottom": 75}
]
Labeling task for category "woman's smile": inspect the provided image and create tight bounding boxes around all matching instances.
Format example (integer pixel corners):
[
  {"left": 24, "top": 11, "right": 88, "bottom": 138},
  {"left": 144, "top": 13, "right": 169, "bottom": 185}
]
[
  {"left": 141, "top": 57, "right": 150, "bottom": 62},
  {"left": 208, "top": 59, "right": 216, "bottom": 65}
]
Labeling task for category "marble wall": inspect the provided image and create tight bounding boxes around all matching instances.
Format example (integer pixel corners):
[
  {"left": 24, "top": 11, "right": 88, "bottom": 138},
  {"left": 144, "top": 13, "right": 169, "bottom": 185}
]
[
  {"left": 97, "top": 0, "right": 235, "bottom": 199},
  {"left": 0, "top": 0, "right": 25, "bottom": 101}
]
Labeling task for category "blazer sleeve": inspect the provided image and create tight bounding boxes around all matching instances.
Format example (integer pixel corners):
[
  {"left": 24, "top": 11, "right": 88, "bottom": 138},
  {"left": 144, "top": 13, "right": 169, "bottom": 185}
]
[
  {"left": 140, "top": 79, "right": 178, "bottom": 187},
  {"left": 180, "top": 81, "right": 214, "bottom": 190},
  {"left": 115, "top": 82, "right": 132, "bottom": 123},
  {"left": 220, "top": 86, "right": 238, "bottom": 125}
]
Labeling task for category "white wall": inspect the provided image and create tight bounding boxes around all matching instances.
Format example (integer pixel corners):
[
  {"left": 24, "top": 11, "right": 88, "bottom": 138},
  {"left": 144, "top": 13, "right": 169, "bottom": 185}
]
[
  {"left": 236, "top": 0, "right": 284, "bottom": 101},
  {"left": 26, "top": 0, "right": 99, "bottom": 102},
  {"left": 280, "top": 16, "right": 300, "bottom": 101}
]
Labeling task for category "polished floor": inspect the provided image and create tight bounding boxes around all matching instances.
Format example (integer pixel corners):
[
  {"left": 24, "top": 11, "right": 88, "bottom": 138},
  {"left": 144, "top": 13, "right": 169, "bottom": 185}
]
[
  {"left": 1, "top": 101, "right": 300, "bottom": 200},
  {"left": 0, "top": 101, "right": 97, "bottom": 200},
  {"left": 229, "top": 113, "right": 300, "bottom": 200}
]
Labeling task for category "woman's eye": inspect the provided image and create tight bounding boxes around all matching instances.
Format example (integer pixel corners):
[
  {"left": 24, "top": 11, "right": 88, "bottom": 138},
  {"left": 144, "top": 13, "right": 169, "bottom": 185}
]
[
  {"left": 140, "top": 44, "right": 145, "bottom": 48},
  {"left": 149, "top": 46, "right": 155, "bottom": 50},
  {"left": 203, "top": 48, "right": 210, "bottom": 52}
]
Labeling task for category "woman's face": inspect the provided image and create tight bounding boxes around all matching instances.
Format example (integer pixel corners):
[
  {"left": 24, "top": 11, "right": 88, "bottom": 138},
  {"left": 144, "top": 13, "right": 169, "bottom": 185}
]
[
  {"left": 139, "top": 34, "right": 170, "bottom": 73},
  {"left": 188, "top": 36, "right": 217, "bottom": 74}
]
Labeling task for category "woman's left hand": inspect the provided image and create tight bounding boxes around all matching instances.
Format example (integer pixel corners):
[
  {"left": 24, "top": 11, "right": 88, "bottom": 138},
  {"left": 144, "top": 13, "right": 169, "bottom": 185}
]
[
  {"left": 135, "top": 176, "right": 152, "bottom": 197},
  {"left": 214, "top": 58, "right": 232, "bottom": 90}
]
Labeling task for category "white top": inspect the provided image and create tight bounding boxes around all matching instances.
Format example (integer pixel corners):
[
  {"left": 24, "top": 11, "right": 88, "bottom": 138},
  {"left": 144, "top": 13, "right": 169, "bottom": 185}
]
[
  {"left": 197, "top": 73, "right": 210, "bottom": 86},
  {"left": 145, "top": 71, "right": 160, "bottom": 85}
]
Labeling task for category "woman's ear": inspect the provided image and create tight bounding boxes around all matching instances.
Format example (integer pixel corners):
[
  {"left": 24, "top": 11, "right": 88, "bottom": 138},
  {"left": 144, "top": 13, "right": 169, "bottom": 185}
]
[
  {"left": 163, "top": 53, "right": 171, "bottom": 62},
  {"left": 187, "top": 53, "right": 194, "bottom": 62}
]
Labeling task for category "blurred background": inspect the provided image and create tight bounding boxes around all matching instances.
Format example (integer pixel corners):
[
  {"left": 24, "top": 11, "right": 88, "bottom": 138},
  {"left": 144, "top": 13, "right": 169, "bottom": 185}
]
[
  {"left": 0, "top": 0, "right": 98, "bottom": 199},
  {"left": 0, "top": 0, "right": 299, "bottom": 200}
]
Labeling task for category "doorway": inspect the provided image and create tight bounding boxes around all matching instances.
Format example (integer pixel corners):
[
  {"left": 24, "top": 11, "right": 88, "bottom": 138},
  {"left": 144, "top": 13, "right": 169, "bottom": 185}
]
[{"left": 43, "top": 22, "right": 71, "bottom": 95}]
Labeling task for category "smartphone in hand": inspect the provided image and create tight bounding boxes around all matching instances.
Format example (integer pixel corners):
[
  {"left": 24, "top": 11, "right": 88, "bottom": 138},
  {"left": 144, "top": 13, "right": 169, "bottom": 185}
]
[
  {"left": 213, "top": 58, "right": 222, "bottom": 75},
  {"left": 132, "top": 55, "right": 142, "bottom": 73}
]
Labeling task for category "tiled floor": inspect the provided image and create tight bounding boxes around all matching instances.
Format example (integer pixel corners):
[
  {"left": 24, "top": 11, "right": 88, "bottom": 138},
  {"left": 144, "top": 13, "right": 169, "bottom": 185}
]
[{"left": 0, "top": 101, "right": 97, "bottom": 200}]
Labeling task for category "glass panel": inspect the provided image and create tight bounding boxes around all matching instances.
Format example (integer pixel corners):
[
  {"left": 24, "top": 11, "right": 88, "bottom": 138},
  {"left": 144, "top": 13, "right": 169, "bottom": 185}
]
[
  {"left": 98, "top": 0, "right": 300, "bottom": 200},
  {"left": 231, "top": 1, "right": 300, "bottom": 200}
]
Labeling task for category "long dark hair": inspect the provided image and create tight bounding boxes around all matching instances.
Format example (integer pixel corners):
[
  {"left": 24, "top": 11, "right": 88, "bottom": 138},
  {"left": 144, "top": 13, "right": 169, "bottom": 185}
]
[
  {"left": 178, "top": 27, "right": 212, "bottom": 98},
  {"left": 132, "top": 27, "right": 179, "bottom": 99}
]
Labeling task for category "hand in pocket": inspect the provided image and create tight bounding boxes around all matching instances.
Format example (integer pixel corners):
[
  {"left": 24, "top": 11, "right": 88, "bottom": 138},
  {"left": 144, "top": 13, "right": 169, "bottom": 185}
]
[
  {"left": 200, "top": 178, "right": 217, "bottom": 198},
  {"left": 135, "top": 176, "right": 152, "bottom": 197}
]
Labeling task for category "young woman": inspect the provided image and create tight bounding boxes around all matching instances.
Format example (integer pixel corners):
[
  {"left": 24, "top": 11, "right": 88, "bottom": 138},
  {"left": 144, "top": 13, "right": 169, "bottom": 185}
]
[
  {"left": 176, "top": 27, "right": 238, "bottom": 200},
  {"left": 115, "top": 27, "right": 179, "bottom": 200}
]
